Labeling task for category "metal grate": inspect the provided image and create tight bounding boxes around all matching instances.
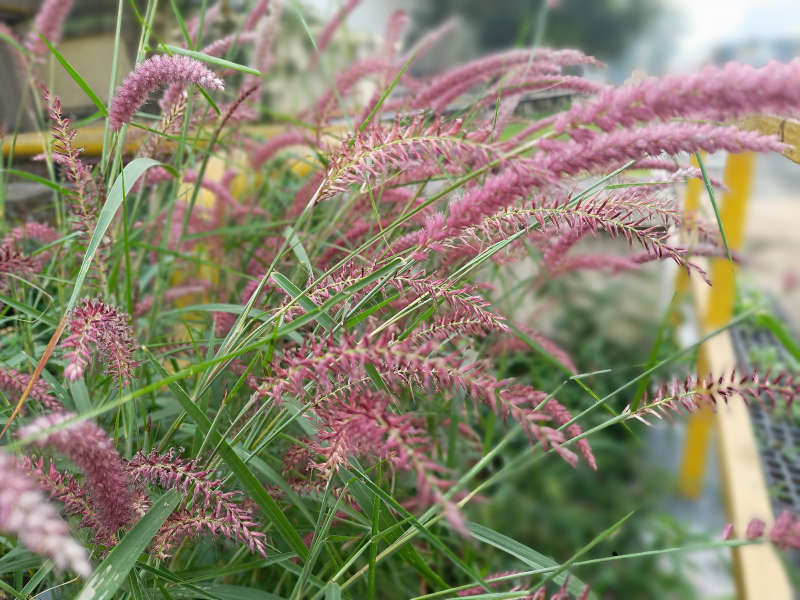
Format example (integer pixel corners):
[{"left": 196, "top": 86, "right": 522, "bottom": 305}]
[{"left": 730, "top": 322, "right": 800, "bottom": 577}]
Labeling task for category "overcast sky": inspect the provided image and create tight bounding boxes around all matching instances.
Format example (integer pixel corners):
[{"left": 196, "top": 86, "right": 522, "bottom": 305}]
[
  {"left": 304, "top": 0, "right": 800, "bottom": 72},
  {"left": 672, "top": 0, "right": 800, "bottom": 69}
]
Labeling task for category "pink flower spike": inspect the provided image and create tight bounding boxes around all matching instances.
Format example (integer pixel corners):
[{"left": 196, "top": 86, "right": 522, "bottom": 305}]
[
  {"left": 16, "top": 412, "right": 136, "bottom": 535},
  {"left": 309, "top": 0, "right": 361, "bottom": 69},
  {"left": 24, "top": 0, "right": 76, "bottom": 58},
  {"left": 61, "top": 297, "right": 139, "bottom": 384},
  {"left": 245, "top": 0, "right": 272, "bottom": 31},
  {"left": 554, "top": 60, "right": 800, "bottom": 135},
  {"left": 109, "top": 55, "right": 224, "bottom": 130},
  {"left": 722, "top": 523, "right": 734, "bottom": 540},
  {"left": 769, "top": 510, "right": 800, "bottom": 550},
  {"left": 745, "top": 518, "right": 766, "bottom": 539},
  {"left": 128, "top": 448, "right": 268, "bottom": 558},
  {"left": 0, "top": 366, "right": 62, "bottom": 411},
  {"left": 0, "top": 451, "right": 91, "bottom": 576}
]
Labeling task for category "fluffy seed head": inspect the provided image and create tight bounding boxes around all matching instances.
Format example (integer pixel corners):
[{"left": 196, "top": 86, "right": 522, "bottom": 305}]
[{"left": 109, "top": 55, "right": 224, "bottom": 130}]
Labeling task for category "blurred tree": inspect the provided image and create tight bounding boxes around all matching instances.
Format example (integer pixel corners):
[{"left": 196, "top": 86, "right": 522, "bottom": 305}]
[{"left": 414, "top": 0, "right": 660, "bottom": 62}]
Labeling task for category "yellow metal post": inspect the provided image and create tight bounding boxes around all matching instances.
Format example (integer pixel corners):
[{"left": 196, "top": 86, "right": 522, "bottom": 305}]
[
  {"left": 678, "top": 152, "right": 755, "bottom": 498},
  {"left": 673, "top": 153, "right": 705, "bottom": 299},
  {"left": 677, "top": 151, "right": 791, "bottom": 597},
  {"left": 704, "top": 153, "right": 755, "bottom": 327}
]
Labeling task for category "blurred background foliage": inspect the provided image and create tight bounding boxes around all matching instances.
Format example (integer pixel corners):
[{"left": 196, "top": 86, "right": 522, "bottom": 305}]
[{"left": 412, "top": 0, "right": 660, "bottom": 61}]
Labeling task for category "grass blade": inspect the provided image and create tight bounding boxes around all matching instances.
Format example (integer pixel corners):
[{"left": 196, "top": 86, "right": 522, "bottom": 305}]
[
  {"left": 163, "top": 44, "right": 261, "bottom": 76},
  {"left": 466, "top": 522, "right": 585, "bottom": 595},
  {"left": 2, "top": 168, "right": 71, "bottom": 194},
  {"left": 695, "top": 152, "right": 732, "bottom": 261},
  {"left": 76, "top": 490, "right": 182, "bottom": 600},
  {"left": 271, "top": 271, "right": 335, "bottom": 331},
  {"left": 69, "top": 157, "right": 166, "bottom": 309},
  {"left": 142, "top": 348, "right": 309, "bottom": 560},
  {"left": 350, "top": 466, "right": 489, "bottom": 593},
  {"left": 38, "top": 33, "right": 108, "bottom": 116},
  {"left": 284, "top": 225, "right": 313, "bottom": 273}
]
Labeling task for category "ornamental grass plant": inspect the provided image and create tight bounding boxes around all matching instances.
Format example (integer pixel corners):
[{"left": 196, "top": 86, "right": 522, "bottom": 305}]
[{"left": 0, "top": 1, "right": 799, "bottom": 598}]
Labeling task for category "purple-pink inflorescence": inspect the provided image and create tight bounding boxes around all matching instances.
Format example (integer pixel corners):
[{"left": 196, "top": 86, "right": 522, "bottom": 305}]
[
  {"left": 625, "top": 370, "right": 800, "bottom": 424},
  {"left": 0, "top": 366, "right": 62, "bottom": 411},
  {"left": 725, "top": 510, "right": 800, "bottom": 550},
  {"left": 16, "top": 412, "right": 136, "bottom": 535},
  {"left": 24, "top": 0, "right": 76, "bottom": 58},
  {"left": 308, "top": 0, "right": 361, "bottom": 69},
  {"left": 22, "top": 456, "right": 113, "bottom": 544},
  {"left": 0, "top": 245, "right": 39, "bottom": 292},
  {"left": 553, "top": 59, "right": 800, "bottom": 136},
  {"left": 0, "top": 450, "right": 91, "bottom": 576},
  {"left": 768, "top": 510, "right": 800, "bottom": 550},
  {"left": 109, "top": 55, "right": 224, "bottom": 130},
  {"left": 128, "top": 449, "right": 267, "bottom": 557},
  {"left": 61, "top": 297, "right": 139, "bottom": 384}
]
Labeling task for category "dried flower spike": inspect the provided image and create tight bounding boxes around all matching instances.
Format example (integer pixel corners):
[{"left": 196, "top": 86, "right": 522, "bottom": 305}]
[
  {"left": 109, "top": 55, "right": 224, "bottom": 130},
  {"left": 0, "top": 450, "right": 91, "bottom": 576}
]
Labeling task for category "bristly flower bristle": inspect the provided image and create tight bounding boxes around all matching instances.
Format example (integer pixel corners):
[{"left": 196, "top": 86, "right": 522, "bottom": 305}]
[
  {"left": 128, "top": 449, "right": 268, "bottom": 557},
  {"left": 624, "top": 370, "right": 800, "bottom": 423},
  {"left": 61, "top": 297, "right": 139, "bottom": 384},
  {"left": 109, "top": 55, "right": 224, "bottom": 130},
  {"left": 0, "top": 366, "right": 62, "bottom": 411}
]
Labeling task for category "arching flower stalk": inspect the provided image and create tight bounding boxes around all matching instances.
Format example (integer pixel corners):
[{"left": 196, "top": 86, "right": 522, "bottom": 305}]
[{"left": 624, "top": 370, "right": 800, "bottom": 423}]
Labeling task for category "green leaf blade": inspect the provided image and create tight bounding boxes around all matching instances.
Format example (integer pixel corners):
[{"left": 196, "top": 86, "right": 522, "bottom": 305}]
[{"left": 77, "top": 490, "right": 182, "bottom": 600}]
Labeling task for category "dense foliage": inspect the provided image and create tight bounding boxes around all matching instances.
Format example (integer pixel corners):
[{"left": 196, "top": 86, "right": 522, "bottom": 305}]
[{"left": 1, "top": 1, "right": 799, "bottom": 598}]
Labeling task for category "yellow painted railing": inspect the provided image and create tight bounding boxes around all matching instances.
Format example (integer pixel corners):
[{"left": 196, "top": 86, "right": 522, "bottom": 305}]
[{"left": 678, "top": 147, "right": 794, "bottom": 599}]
